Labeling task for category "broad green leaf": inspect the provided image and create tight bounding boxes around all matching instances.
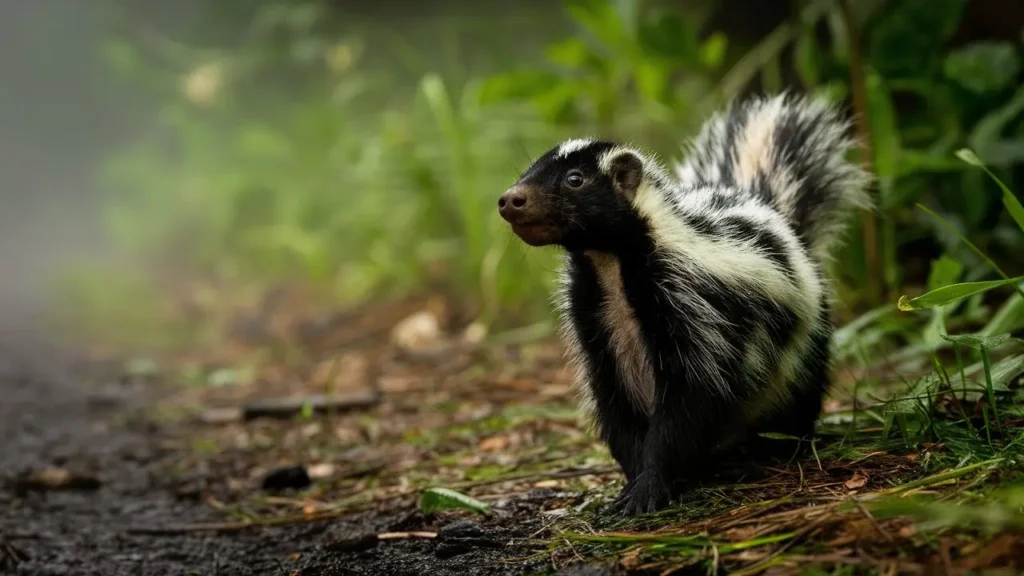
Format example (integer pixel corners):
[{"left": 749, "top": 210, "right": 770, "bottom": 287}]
[
  {"left": 418, "top": 487, "right": 491, "bottom": 516},
  {"left": 941, "top": 333, "right": 1012, "bottom": 350},
  {"left": 947, "top": 354, "right": 1024, "bottom": 393},
  {"left": 943, "top": 42, "right": 1020, "bottom": 95},
  {"left": 898, "top": 277, "right": 1024, "bottom": 311}
]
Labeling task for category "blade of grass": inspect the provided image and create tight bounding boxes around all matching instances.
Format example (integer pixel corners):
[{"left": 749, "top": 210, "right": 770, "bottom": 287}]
[
  {"left": 880, "top": 458, "right": 1004, "bottom": 495},
  {"left": 957, "top": 148, "right": 1024, "bottom": 235},
  {"left": 980, "top": 344, "right": 1003, "bottom": 436}
]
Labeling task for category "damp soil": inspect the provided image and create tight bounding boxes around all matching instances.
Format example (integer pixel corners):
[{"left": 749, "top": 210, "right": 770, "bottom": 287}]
[{"left": 0, "top": 330, "right": 592, "bottom": 576}]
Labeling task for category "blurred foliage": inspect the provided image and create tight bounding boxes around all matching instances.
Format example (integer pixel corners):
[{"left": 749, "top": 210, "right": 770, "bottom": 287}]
[{"left": 57, "top": 0, "right": 1024, "bottom": 341}]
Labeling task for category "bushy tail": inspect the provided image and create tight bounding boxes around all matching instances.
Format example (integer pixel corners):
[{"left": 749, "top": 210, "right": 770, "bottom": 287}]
[{"left": 675, "top": 92, "right": 871, "bottom": 260}]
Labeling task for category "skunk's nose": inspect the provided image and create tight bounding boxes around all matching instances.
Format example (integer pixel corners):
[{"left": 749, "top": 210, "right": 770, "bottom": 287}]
[{"left": 498, "top": 187, "right": 529, "bottom": 221}]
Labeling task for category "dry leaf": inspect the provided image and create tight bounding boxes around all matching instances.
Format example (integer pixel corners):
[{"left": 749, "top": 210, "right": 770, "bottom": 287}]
[
  {"left": 307, "top": 463, "right": 335, "bottom": 479},
  {"left": 533, "top": 479, "right": 560, "bottom": 488},
  {"left": 391, "top": 310, "right": 441, "bottom": 350},
  {"left": 540, "top": 383, "right": 572, "bottom": 397},
  {"left": 478, "top": 435, "right": 510, "bottom": 452},
  {"left": 462, "top": 322, "right": 487, "bottom": 345},
  {"left": 845, "top": 474, "right": 868, "bottom": 490},
  {"left": 823, "top": 399, "right": 843, "bottom": 413},
  {"left": 618, "top": 548, "right": 643, "bottom": 570},
  {"left": 726, "top": 525, "right": 763, "bottom": 541}
]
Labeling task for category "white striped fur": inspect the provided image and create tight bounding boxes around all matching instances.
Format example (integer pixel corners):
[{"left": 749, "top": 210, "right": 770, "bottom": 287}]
[{"left": 556, "top": 93, "right": 869, "bottom": 428}]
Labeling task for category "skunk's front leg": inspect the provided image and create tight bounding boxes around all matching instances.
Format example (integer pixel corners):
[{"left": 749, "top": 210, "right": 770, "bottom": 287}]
[
  {"left": 566, "top": 259, "right": 650, "bottom": 482},
  {"left": 614, "top": 379, "right": 725, "bottom": 514},
  {"left": 613, "top": 291, "right": 745, "bottom": 515},
  {"left": 589, "top": 360, "right": 649, "bottom": 482}
]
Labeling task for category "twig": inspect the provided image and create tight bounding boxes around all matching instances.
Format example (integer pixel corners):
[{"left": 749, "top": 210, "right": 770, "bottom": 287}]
[
  {"left": 377, "top": 531, "right": 437, "bottom": 540},
  {"left": 448, "top": 466, "right": 619, "bottom": 491},
  {"left": 241, "top": 390, "right": 380, "bottom": 421}
]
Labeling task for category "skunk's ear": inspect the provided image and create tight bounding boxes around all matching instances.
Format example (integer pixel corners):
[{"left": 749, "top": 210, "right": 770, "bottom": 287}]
[{"left": 607, "top": 151, "right": 644, "bottom": 199}]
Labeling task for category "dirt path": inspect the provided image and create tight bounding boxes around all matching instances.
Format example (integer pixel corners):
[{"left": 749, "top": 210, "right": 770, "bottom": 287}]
[
  {"left": 0, "top": 331, "right": 305, "bottom": 575},
  {"left": 0, "top": 319, "right": 582, "bottom": 576}
]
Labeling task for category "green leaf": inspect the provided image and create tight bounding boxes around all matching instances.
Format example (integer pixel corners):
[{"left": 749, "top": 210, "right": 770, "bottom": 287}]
[
  {"left": 981, "top": 294, "right": 1024, "bottom": 337},
  {"left": 943, "top": 41, "right": 1020, "bottom": 95},
  {"left": 637, "top": 9, "right": 698, "bottom": 62},
  {"left": 954, "top": 148, "right": 984, "bottom": 167},
  {"left": 941, "top": 333, "right": 1013, "bottom": 350},
  {"left": 927, "top": 255, "right": 963, "bottom": 292},
  {"left": 545, "top": 37, "right": 594, "bottom": 69},
  {"left": 898, "top": 277, "right": 1024, "bottom": 311},
  {"left": 566, "top": 0, "right": 630, "bottom": 50},
  {"left": 477, "top": 69, "right": 562, "bottom": 105},
  {"left": 698, "top": 32, "right": 728, "bottom": 71},
  {"left": 418, "top": 487, "right": 491, "bottom": 516},
  {"left": 968, "top": 88, "right": 1024, "bottom": 166},
  {"left": 868, "top": 0, "right": 968, "bottom": 77}
]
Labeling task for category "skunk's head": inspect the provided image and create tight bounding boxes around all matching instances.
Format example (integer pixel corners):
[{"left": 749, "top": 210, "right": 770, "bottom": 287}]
[{"left": 498, "top": 139, "right": 654, "bottom": 251}]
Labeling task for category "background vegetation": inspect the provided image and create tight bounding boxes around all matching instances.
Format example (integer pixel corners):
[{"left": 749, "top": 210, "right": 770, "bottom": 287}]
[{"left": 56, "top": 0, "right": 1024, "bottom": 352}]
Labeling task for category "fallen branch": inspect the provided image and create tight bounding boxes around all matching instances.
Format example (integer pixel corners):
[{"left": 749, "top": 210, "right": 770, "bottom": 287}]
[{"left": 241, "top": 390, "right": 380, "bottom": 421}]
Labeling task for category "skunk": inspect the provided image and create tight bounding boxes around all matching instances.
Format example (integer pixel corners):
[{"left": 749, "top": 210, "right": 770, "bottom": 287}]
[{"left": 497, "top": 93, "right": 870, "bottom": 514}]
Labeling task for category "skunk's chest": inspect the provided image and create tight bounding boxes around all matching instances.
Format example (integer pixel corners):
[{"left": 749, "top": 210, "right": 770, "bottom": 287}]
[{"left": 584, "top": 251, "right": 656, "bottom": 414}]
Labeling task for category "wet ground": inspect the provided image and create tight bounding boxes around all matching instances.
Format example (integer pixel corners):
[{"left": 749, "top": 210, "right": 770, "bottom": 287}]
[
  {"left": 0, "top": 305, "right": 605, "bottom": 576},
  {"left": 5, "top": 292, "right": 1024, "bottom": 576}
]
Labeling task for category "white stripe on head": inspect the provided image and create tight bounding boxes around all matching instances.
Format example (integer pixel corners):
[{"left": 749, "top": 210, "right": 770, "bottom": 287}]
[{"left": 556, "top": 139, "right": 595, "bottom": 158}]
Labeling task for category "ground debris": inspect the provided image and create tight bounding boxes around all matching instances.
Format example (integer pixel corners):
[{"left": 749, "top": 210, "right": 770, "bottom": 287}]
[
  {"left": 11, "top": 291, "right": 1024, "bottom": 575},
  {"left": 262, "top": 465, "right": 312, "bottom": 492},
  {"left": 0, "top": 538, "right": 29, "bottom": 571},
  {"left": 9, "top": 467, "right": 101, "bottom": 494}
]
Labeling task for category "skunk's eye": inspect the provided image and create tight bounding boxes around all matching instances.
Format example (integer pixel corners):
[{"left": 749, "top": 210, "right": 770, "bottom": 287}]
[{"left": 565, "top": 171, "right": 584, "bottom": 188}]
